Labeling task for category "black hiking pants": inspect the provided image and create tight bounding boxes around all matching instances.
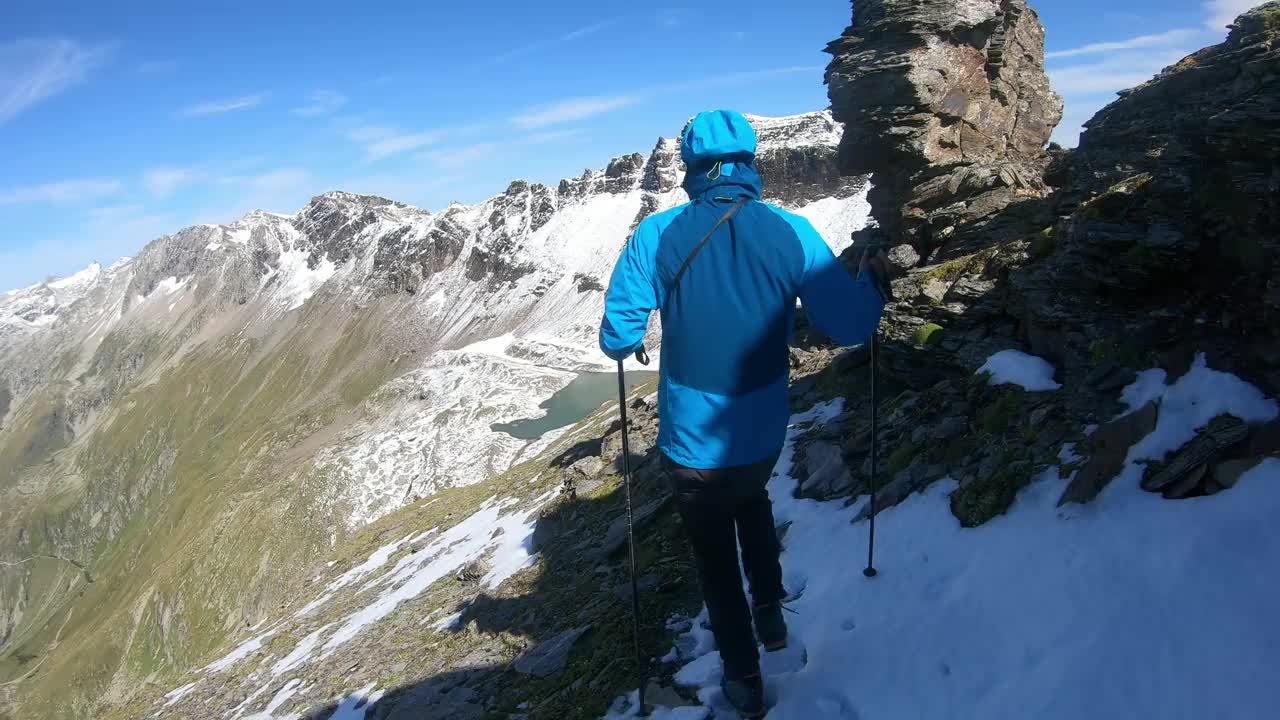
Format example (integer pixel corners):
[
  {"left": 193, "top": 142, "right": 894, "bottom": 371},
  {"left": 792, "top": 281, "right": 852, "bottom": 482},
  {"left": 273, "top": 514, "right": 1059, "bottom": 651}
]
[{"left": 664, "top": 451, "right": 785, "bottom": 678}]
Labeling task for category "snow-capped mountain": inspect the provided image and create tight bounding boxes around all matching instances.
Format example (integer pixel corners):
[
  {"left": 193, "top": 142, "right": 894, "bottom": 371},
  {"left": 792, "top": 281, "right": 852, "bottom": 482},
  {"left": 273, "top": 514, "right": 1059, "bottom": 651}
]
[{"left": 0, "top": 110, "right": 868, "bottom": 529}]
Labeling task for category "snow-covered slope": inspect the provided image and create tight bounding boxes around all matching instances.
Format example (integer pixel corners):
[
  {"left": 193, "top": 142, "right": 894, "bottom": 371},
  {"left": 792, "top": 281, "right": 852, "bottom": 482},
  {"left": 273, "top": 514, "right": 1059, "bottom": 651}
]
[{"left": 604, "top": 358, "right": 1280, "bottom": 720}]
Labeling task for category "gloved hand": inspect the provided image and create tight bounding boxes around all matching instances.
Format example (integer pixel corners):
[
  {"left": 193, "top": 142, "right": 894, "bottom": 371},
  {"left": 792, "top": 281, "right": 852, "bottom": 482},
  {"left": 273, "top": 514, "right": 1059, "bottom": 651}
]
[{"left": 859, "top": 248, "right": 893, "bottom": 302}]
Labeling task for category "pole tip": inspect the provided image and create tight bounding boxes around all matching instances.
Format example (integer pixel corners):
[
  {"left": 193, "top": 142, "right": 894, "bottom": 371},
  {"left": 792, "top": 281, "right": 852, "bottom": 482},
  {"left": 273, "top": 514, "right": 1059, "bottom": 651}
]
[{"left": 863, "top": 567, "right": 878, "bottom": 578}]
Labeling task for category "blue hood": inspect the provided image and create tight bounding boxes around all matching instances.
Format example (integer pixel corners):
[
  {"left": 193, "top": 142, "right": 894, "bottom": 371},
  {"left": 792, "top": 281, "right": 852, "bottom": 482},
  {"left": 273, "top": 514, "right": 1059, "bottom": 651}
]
[{"left": 680, "top": 110, "right": 762, "bottom": 201}]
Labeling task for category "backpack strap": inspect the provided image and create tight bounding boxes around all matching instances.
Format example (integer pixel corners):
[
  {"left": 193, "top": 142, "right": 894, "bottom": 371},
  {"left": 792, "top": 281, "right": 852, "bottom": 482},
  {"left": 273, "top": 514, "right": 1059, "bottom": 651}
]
[{"left": 665, "top": 198, "right": 749, "bottom": 307}]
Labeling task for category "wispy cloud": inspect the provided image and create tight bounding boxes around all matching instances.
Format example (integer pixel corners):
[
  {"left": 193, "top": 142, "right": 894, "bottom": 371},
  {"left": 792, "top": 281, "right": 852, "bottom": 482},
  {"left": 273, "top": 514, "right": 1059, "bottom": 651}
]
[
  {"left": 1048, "top": 49, "right": 1191, "bottom": 95},
  {"left": 0, "top": 37, "right": 112, "bottom": 124},
  {"left": 291, "top": 90, "right": 348, "bottom": 117},
  {"left": 180, "top": 93, "right": 267, "bottom": 117},
  {"left": 1046, "top": 29, "right": 1200, "bottom": 59},
  {"left": 523, "top": 128, "right": 587, "bottom": 144},
  {"left": 659, "top": 65, "right": 822, "bottom": 95},
  {"left": 343, "top": 124, "right": 446, "bottom": 160},
  {"left": 1204, "top": 0, "right": 1264, "bottom": 30},
  {"left": 0, "top": 205, "right": 173, "bottom": 291},
  {"left": 487, "top": 16, "right": 620, "bottom": 65},
  {"left": 419, "top": 129, "right": 585, "bottom": 168},
  {"left": 344, "top": 124, "right": 395, "bottom": 143},
  {"left": 0, "top": 178, "right": 122, "bottom": 205},
  {"left": 1047, "top": 24, "right": 1197, "bottom": 147},
  {"left": 562, "top": 20, "right": 616, "bottom": 41},
  {"left": 419, "top": 142, "right": 500, "bottom": 169},
  {"left": 143, "top": 167, "right": 198, "bottom": 197},
  {"left": 511, "top": 95, "right": 639, "bottom": 129},
  {"left": 369, "top": 132, "right": 443, "bottom": 159},
  {"left": 248, "top": 167, "right": 311, "bottom": 195},
  {"left": 508, "top": 65, "right": 822, "bottom": 131},
  {"left": 199, "top": 167, "right": 315, "bottom": 224}
]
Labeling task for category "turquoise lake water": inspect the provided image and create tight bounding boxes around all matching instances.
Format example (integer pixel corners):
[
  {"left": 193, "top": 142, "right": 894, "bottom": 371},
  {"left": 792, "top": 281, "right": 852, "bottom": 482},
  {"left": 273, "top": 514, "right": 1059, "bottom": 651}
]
[{"left": 492, "top": 370, "right": 658, "bottom": 440}]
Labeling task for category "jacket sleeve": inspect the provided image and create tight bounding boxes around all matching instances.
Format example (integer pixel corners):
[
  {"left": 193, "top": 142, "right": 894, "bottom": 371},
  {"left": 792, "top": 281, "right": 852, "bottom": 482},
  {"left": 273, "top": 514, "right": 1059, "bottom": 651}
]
[
  {"left": 793, "top": 215, "right": 885, "bottom": 347},
  {"left": 599, "top": 219, "right": 660, "bottom": 361}
]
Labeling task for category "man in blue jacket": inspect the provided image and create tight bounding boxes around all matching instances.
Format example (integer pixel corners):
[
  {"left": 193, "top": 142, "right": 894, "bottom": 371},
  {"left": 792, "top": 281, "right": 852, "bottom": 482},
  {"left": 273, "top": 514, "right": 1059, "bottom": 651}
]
[{"left": 599, "top": 110, "right": 887, "bottom": 717}]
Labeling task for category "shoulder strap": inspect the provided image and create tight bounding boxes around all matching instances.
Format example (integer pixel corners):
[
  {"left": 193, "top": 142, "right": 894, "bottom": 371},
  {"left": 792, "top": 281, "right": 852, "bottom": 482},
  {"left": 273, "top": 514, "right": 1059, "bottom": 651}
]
[{"left": 666, "top": 198, "right": 749, "bottom": 306}]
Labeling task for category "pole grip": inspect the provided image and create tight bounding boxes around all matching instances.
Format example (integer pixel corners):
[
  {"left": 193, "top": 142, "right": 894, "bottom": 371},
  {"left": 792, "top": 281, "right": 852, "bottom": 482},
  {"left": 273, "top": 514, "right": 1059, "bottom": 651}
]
[{"left": 860, "top": 242, "right": 895, "bottom": 303}]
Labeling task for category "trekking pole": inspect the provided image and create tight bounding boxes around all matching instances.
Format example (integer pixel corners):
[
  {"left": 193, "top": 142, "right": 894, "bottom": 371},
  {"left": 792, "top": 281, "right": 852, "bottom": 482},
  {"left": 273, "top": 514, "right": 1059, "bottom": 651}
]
[
  {"left": 864, "top": 333, "right": 880, "bottom": 578},
  {"left": 617, "top": 346, "right": 650, "bottom": 715},
  {"left": 862, "top": 243, "right": 893, "bottom": 579}
]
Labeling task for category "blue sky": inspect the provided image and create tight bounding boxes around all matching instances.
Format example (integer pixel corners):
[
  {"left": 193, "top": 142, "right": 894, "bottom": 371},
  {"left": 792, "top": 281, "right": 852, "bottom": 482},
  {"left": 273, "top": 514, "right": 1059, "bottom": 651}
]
[{"left": 0, "top": 0, "right": 1260, "bottom": 290}]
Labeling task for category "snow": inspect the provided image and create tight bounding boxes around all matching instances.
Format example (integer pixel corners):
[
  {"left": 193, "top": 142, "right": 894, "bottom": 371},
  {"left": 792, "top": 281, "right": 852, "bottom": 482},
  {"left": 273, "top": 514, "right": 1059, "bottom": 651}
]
[
  {"left": 432, "top": 611, "right": 464, "bottom": 631},
  {"left": 609, "top": 369, "right": 1280, "bottom": 719},
  {"left": 295, "top": 532, "right": 420, "bottom": 617},
  {"left": 317, "top": 156, "right": 867, "bottom": 529},
  {"left": 325, "top": 684, "right": 384, "bottom": 720},
  {"left": 1121, "top": 353, "right": 1276, "bottom": 464},
  {"left": 1120, "top": 367, "right": 1170, "bottom": 414},
  {"left": 241, "top": 679, "right": 305, "bottom": 720},
  {"left": 47, "top": 261, "right": 102, "bottom": 289},
  {"left": 315, "top": 494, "right": 546, "bottom": 656},
  {"left": 791, "top": 185, "right": 871, "bottom": 255},
  {"left": 162, "top": 680, "right": 201, "bottom": 707},
  {"left": 273, "top": 249, "right": 336, "bottom": 312},
  {"left": 746, "top": 111, "right": 844, "bottom": 149},
  {"left": 270, "top": 623, "right": 333, "bottom": 676},
  {"left": 977, "top": 349, "right": 1062, "bottom": 391},
  {"left": 202, "top": 625, "right": 281, "bottom": 673},
  {"left": 153, "top": 276, "right": 186, "bottom": 295}
]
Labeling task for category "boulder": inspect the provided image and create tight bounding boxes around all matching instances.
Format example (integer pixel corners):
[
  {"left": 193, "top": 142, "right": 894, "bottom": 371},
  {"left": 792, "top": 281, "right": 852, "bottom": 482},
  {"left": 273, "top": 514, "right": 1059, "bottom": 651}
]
[
  {"left": 1142, "top": 415, "right": 1250, "bottom": 493},
  {"left": 511, "top": 626, "right": 591, "bottom": 678},
  {"left": 589, "top": 495, "right": 672, "bottom": 562},
  {"left": 797, "top": 441, "right": 857, "bottom": 498},
  {"left": 1057, "top": 400, "right": 1159, "bottom": 505},
  {"left": 825, "top": 0, "right": 1062, "bottom": 250}
]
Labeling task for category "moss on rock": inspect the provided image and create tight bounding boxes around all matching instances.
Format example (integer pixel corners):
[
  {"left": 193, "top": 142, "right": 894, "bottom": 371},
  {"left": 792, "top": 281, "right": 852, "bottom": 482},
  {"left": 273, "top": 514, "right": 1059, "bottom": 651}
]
[
  {"left": 912, "top": 323, "right": 945, "bottom": 348},
  {"left": 949, "top": 464, "right": 1035, "bottom": 528}
]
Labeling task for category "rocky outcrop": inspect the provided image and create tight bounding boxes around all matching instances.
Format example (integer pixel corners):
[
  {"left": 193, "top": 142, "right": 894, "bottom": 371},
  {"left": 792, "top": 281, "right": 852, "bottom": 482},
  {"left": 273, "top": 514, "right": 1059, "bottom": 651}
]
[
  {"left": 1017, "top": 3, "right": 1280, "bottom": 396},
  {"left": 825, "top": 0, "right": 1062, "bottom": 255},
  {"left": 804, "top": 1, "right": 1280, "bottom": 524}
]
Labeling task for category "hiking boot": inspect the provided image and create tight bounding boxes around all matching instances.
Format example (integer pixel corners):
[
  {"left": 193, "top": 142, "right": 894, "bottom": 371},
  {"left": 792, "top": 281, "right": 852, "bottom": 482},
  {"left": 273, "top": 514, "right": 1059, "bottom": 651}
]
[
  {"left": 720, "top": 671, "right": 766, "bottom": 718},
  {"left": 752, "top": 602, "right": 788, "bottom": 652}
]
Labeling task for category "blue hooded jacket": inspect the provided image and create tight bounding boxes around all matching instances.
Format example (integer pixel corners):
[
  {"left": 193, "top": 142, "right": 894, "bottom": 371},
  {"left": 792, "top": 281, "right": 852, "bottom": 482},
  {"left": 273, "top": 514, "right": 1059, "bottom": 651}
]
[{"left": 599, "top": 110, "right": 884, "bottom": 469}]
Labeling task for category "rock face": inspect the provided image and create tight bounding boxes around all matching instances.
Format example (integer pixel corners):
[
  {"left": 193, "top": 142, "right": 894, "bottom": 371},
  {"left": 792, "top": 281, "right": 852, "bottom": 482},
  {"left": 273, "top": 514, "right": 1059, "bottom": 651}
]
[
  {"left": 801, "top": 1, "right": 1280, "bottom": 525},
  {"left": 825, "top": 0, "right": 1063, "bottom": 253},
  {"left": 1019, "top": 3, "right": 1280, "bottom": 396}
]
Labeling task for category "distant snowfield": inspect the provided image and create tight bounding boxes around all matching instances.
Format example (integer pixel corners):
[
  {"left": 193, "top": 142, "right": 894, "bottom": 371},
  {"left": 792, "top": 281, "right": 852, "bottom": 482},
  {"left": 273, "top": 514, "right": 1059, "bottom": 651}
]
[{"left": 608, "top": 364, "right": 1280, "bottom": 719}]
